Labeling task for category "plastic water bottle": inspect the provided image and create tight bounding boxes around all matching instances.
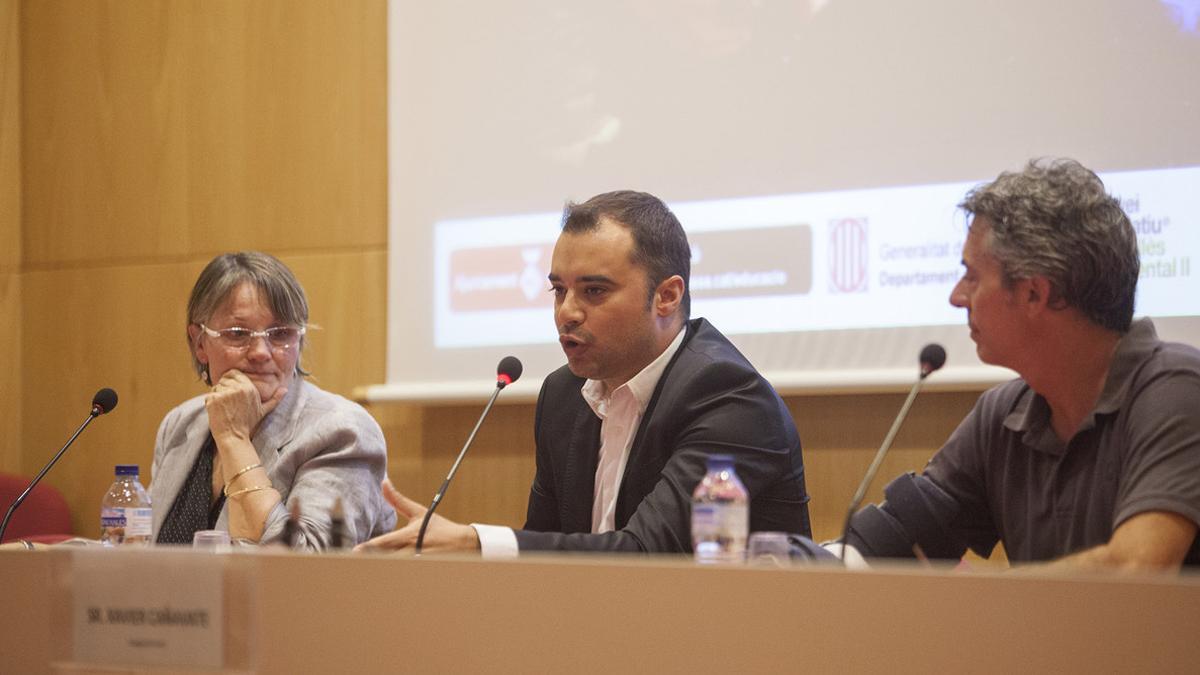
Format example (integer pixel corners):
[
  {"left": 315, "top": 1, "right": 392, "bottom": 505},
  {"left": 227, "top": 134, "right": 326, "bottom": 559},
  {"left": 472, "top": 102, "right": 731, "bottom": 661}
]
[
  {"left": 100, "top": 465, "right": 153, "bottom": 546},
  {"left": 691, "top": 454, "right": 749, "bottom": 564}
]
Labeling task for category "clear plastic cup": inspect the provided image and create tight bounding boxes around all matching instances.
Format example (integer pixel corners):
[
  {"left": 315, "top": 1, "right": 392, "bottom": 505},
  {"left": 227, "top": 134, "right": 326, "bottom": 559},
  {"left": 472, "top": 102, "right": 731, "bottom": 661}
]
[
  {"left": 192, "top": 529, "right": 232, "bottom": 553},
  {"left": 747, "top": 531, "right": 791, "bottom": 566}
]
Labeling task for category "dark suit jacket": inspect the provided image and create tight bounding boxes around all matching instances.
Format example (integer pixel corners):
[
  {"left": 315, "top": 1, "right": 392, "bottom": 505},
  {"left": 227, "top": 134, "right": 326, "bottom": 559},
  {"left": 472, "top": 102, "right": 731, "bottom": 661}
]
[{"left": 515, "top": 318, "right": 810, "bottom": 552}]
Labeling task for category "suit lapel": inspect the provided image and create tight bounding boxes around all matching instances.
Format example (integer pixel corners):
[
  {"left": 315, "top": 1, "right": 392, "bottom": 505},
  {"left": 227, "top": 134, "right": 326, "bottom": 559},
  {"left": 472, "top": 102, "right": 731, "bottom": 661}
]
[
  {"left": 560, "top": 402, "right": 601, "bottom": 534},
  {"left": 250, "top": 379, "right": 306, "bottom": 474},
  {"left": 615, "top": 319, "right": 697, "bottom": 527}
]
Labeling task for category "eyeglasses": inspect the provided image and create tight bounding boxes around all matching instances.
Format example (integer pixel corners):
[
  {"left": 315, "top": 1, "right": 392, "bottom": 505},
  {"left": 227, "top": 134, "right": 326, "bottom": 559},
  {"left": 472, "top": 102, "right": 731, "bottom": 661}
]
[{"left": 200, "top": 324, "right": 306, "bottom": 351}]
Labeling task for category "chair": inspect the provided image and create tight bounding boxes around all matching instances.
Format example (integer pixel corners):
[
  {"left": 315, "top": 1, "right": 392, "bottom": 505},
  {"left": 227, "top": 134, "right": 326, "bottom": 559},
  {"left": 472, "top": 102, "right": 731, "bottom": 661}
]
[{"left": 0, "top": 472, "right": 75, "bottom": 544}]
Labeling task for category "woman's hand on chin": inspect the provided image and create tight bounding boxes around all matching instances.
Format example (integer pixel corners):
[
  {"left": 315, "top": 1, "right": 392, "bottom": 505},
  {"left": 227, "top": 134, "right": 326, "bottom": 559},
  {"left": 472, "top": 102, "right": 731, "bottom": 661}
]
[{"left": 206, "top": 369, "right": 286, "bottom": 443}]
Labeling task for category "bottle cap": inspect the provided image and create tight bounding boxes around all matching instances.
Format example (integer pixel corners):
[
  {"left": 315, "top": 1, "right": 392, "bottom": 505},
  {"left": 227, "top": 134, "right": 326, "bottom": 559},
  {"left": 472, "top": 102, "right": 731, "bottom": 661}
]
[
  {"left": 115, "top": 464, "right": 140, "bottom": 476},
  {"left": 705, "top": 454, "right": 735, "bottom": 470}
]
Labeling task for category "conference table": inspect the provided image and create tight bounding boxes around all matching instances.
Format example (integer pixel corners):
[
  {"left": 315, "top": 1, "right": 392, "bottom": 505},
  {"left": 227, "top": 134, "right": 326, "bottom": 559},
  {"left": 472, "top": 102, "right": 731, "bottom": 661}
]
[{"left": 1, "top": 547, "right": 1197, "bottom": 673}]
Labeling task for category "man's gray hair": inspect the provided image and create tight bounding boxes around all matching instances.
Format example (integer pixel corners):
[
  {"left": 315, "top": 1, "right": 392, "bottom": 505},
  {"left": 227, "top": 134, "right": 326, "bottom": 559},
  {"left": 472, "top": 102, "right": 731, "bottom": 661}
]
[
  {"left": 960, "top": 158, "right": 1139, "bottom": 332},
  {"left": 187, "top": 251, "right": 310, "bottom": 384}
]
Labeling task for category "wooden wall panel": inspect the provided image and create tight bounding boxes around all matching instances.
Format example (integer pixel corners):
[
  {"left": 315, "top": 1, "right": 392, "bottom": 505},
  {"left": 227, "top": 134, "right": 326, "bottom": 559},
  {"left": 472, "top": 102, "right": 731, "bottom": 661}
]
[
  {"left": 371, "top": 402, "right": 533, "bottom": 528},
  {"left": 0, "top": 0, "right": 16, "bottom": 269},
  {"left": 20, "top": 0, "right": 386, "bottom": 266},
  {"left": 284, "top": 250, "right": 387, "bottom": 396},
  {"left": 18, "top": 1, "right": 388, "bottom": 536},
  {"left": 787, "top": 391, "right": 978, "bottom": 541},
  {"left": 0, "top": 272, "right": 18, "bottom": 476},
  {"left": 20, "top": 261, "right": 203, "bottom": 534},
  {"left": 1, "top": 0, "right": 21, "bottom": 475}
]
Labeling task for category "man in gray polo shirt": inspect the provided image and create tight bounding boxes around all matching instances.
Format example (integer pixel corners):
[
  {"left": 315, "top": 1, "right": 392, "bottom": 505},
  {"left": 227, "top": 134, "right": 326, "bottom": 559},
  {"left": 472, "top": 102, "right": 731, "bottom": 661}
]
[{"left": 845, "top": 158, "right": 1200, "bottom": 570}]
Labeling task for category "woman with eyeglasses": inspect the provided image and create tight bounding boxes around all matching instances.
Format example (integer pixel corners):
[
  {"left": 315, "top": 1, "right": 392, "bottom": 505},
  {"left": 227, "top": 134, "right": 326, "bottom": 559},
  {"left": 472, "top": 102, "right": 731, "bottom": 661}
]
[{"left": 148, "top": 251, "right": 396, "bottom": 549}]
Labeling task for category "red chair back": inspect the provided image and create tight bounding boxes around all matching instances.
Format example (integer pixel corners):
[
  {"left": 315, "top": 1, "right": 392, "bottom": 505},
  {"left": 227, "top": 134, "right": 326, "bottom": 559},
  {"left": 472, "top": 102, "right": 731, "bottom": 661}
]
[{"left": 0, "top": 473, "right": 75, "bottom": 543}]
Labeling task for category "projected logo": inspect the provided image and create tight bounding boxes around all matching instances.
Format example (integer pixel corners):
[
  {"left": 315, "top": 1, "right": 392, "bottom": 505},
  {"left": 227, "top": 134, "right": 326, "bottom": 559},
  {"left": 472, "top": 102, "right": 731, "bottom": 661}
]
[
  {"left": 449, "top": 244, "right": 554, "bottom": 311},
  {"left": 690, "top": 225, "right": 812, "bottom": 299},
  {"left": 829, "top": 217, "right": 868, "bottom": 293}
]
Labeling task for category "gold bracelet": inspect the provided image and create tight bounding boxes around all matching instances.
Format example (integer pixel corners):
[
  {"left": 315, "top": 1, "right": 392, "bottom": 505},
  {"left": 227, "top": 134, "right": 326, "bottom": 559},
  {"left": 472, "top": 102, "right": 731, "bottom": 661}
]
[
  {"left": 223, "top": 463, "right": 263, "bottom": 495},
  {"left": 225, "top": 485, "right": 273, "bottom": 499}
]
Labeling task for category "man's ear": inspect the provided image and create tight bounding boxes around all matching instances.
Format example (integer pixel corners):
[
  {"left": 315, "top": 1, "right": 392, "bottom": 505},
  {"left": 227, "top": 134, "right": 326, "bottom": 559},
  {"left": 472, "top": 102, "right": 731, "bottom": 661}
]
[
  {"left": 1022, "top": 276, "right": 1054, "bottom": 315},
  {"left": 654, "top": 275, "right": 685, "bottom": 317}
]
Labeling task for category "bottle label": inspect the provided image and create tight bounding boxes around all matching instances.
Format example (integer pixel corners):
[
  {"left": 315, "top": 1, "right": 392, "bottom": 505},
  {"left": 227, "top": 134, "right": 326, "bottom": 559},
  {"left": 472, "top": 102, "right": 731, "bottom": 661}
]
[
  {"left": 691, "top": 502, "right": 749, "bottom": 562},
  {"left": 100, "top": 506, "right": 126, "bottom": 529},
  {"left": 691, "top": 503, "right": 720, "bottom": 530},
  {"left": 691, "top": 503, "right": 748, "bottom": 533},
  {"left": 126, "top": 507, "right": 153, "bottom": 537}
]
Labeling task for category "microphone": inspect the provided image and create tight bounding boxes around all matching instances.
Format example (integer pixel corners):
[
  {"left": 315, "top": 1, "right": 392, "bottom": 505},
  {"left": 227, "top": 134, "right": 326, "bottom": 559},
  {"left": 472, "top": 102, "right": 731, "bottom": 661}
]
[
  {"left": 839, "top": 346, "right": 944, "bottom": 561},
  {"left": 414, "top": 357, "right": 522, "bottom": 555},
  {"left": 0, "top": 388, "right": 119, "bottom": 543},
  {"left": 919, "top": 343, "right": 947, "bottom": 378},
  {"left": 495, "top": 355, "right": 523, "bottom": 387}
]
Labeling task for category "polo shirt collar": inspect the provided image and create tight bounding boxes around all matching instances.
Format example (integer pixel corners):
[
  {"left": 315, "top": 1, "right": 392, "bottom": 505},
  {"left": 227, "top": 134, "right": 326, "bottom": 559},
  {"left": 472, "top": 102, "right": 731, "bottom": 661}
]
[
  {"left": 1092, "top": 318, "right": 1159, "bottom": 415},
  {"left": 1002, "top": 318, "right": 1159, "bottom": 454},
  {"left": 1003, "top": 387, "right": 1061, "bottom": 454}
]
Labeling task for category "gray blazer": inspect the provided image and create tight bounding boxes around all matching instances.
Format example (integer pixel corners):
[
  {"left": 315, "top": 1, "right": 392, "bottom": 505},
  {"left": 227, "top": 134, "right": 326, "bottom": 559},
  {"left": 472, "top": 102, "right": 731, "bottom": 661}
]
[{"left": 149, "top": 378, "right": 396, "bottom": 550}]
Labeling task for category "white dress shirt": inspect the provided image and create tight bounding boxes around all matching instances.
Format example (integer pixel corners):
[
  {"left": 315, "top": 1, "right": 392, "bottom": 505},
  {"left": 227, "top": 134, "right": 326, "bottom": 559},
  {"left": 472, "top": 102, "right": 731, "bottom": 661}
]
[{"left": 473, "top": 327, "right": 686, "bottom": 557}]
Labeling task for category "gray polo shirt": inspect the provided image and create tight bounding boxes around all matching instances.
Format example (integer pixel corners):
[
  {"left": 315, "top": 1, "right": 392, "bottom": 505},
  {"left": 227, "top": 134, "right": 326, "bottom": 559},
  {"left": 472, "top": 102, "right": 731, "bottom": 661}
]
[{"left": 924, "top": 318, "right": 1200, "bottom": 564}]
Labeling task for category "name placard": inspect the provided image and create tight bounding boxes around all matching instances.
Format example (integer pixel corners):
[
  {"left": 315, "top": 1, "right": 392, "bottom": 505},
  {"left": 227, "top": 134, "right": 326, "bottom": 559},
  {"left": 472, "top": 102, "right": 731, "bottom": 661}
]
[{"left": 70, "top": 549, "right": 224, "bottom": 669}]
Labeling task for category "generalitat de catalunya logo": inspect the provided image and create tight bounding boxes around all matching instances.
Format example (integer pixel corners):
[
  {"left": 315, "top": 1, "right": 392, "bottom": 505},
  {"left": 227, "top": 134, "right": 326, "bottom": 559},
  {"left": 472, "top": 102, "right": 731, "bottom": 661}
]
[{"left": 829, "top": 217, "right": 868, "bottom": 294}]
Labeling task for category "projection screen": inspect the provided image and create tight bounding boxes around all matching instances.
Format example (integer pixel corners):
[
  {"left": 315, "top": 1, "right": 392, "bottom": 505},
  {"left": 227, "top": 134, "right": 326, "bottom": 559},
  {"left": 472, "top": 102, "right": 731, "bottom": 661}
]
[{"left": 373, "top": 0, "right": 1200, "bottom": 401}]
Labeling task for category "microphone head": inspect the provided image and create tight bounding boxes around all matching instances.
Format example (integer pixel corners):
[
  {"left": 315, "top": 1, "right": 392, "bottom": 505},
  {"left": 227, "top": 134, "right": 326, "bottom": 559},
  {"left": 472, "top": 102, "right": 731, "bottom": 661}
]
[
  {"left": 919, "top": 344, "right": 947, "bottom": 378},
  {"left": 496, "top": 356, "right": 523, "bottom": 387},
  {"left": 92, "top": 388, "right": 119, "bottom": 415}
]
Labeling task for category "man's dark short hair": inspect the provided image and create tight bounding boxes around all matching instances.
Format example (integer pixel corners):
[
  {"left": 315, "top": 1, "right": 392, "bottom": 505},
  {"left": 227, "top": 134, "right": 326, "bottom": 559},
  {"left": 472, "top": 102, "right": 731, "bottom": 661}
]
[
  {"left": 561, "top": 190, "right": 692, "bottom": 319},
  {"left": 960, "top": 158, "right": 1139, "bottom": 332}
]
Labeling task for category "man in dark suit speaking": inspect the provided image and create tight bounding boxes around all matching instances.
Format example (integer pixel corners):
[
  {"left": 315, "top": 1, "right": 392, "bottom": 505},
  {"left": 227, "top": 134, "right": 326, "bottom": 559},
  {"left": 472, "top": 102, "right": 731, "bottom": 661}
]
[{"left": 359, "top": 190, "right": 810, "bottom": 555}]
